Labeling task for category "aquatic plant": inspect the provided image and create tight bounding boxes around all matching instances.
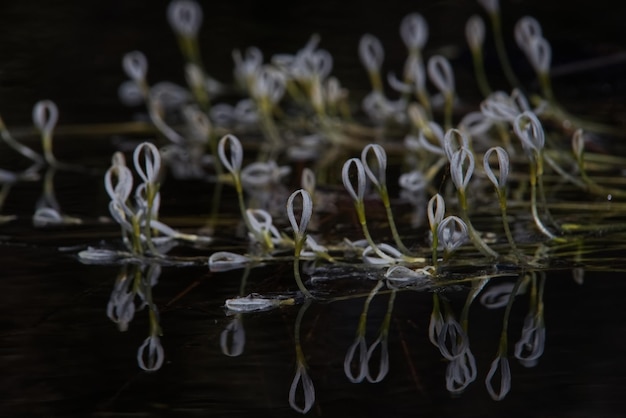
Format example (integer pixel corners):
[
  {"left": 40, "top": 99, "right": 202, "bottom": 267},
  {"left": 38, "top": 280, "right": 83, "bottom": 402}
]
[{"left": 2, "top": 0, "right": 626, "bottom": 412}]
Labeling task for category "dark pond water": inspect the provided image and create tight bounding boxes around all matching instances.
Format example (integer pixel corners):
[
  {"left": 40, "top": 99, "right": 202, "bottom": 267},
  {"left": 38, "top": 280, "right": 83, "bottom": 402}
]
[{"left": 2, "top": 1, "right": 626, "bottom": 417}]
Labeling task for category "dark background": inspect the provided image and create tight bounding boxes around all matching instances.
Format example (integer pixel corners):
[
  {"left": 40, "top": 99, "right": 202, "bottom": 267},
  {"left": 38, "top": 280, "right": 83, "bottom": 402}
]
[
  {"left": 1, "top": 1, "right": 626, "bottom": 417},
  {"left": 1, "top": 0, "right": 625, "bottom": 125}
]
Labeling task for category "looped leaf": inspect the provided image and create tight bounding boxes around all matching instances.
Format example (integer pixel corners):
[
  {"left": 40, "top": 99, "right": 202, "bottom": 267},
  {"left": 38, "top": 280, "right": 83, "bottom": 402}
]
[
  {"left": 465, "top": 15, "right": 485, "bottom": 51},
  {"left": 300, "top": 235, "right": 329, "bottom": 258},
  {"left": 167, "top": 0, "right": 203, "bottom": 37},
  {"left": 446, "top": 348, "right": 477, "bottom": 394},
  {"left": 218, "top": 134, "right": 244, "bottom": 175},
  {"left": 104, "top": 164, "right": 133, "bottom": 203},
  {"left": 301, "top": 167, "right": 316, "bottom": 196},
  {"left": 427, "top": 193, "right": 445, "bottom": 232},
  {"left": 225, "top": 294, "right": 280, "bottom": 313},
  {"left": 32, "top": 100, "right": 59, "bottom": 134},
  {"left": 133, "top": 142, "right": 162, "bottom": 184},
  {"left": 450, "top": 147, "right": 475, "bottom": 191},
  {"left": 427, "top": 55, "right": 455, "bottom": 95},
  {"left": 398, "top": 170, "right": 426, "bottom": 192},
  {"left": 514, "top": 16, "right": 543, "bottom": 53},
  {"left": 479, "top": 282, "right": 516, "bottom": 309},
  {"left": 289, "top": 362, "right": 316, "bottom": 414},
  {"left": 526, "top": 36, "right": 552, "bottom": 74},
  {"left": 358, "top": 34, "right": 384, "bottom": 73},
  {"left": 485, "top": 355, "right": 512, "bottom": 401},
  {"left": 437, "top": 215, "right": 468, "bottom": 252},
  {"left": 510, "top": 88, "right": 531, "bottom": 112},
  {"left": 106, "top": 277, "right": 136, "bottom": 332},
  {"left": 571, "top": 129, "right": 585, "bottom": 161},
  {"left": 443, "top": 128, "right": 470, "bottom": 162},
  {"left": 387, "top": 72, "right": 413, "bottom": 94},
  {"left": 417, "top": 122, "right": 446, "bottom": 155},
  {"left": 477, "top": 0, "right": 500, "bottom": 13},
  {"left": 220, "top": 316, "right": 246, "bottom": 357},
  {"left": 514, "top": 111, "right": 545, "bottom": 154},
  {"left": 183, "top": 104, "right": 212, "bottom": 140},
  {"left": 514, "top": 312, "right": 545, "bottom": 367},
  {"left": 135, "top": 183, "right": 161, "bottom": 215},
  {"left": 342, "top": 158, "right": 367, "bottom": 202},
  {"left": 437, "top": 314, "right": 470, "bottom": 360},
  {"left": 137, "top": 335, "right": 165, "bottom": 371},
  {"left": 233, "top": 47, "right": 263, "bottom": 88},
  {"left": 287, "top": 189, "right": 313, "bottom": 239},
  {"left": 300, "top": 48, "right": 334, "bottom": 80},
  {"left": 208, "top": 251, "right": 251, "bottom": 272},
  {"left": 78, "top": 247, "right": 125, "bottom": 264},
  {"left": 483, "top": 146, "right": 510, "bottom": 189},
  {"left": 361, "top": 144, "right": 387, "bottom": 189},
  {"left": 251, "top": 65, "right": 286, "bottom": 104},
  {"left": 480, "top": 91, "right": 520, "bottom": 122},
  {"left": 241, "top": 161, "right": 290, "bottom": 188},
  {"left": 32, "top": 207, "right": 63, "bottom": 227},
  {"left": 246, "top": 208, "right": 274, "bottom": 235},
  {"left": 344, "top": 336, "right": 368, "bottom": 383},
  {"left": 428, "top": 300, "right": 445, "bottom": 347},
  {"left": 108, "top": 200, "right": 133, "bottom": 232},
  {"left": 123, "top": 50, "right": 148, "bottom": 83},
  {"left": 385, "top": 266, "right": 432, "bottom": 290},
  {"left": 400, "top": 13, "right": 428, "bottom": 51},
  {"left": 362, "top": 243, "right": 402, "bottom": 265},
  {"left": 365, "top": 334, "right": 389, "bottom": 383},
  {"left": 459, "top": 111, "right": 493, "bottom": 137}
]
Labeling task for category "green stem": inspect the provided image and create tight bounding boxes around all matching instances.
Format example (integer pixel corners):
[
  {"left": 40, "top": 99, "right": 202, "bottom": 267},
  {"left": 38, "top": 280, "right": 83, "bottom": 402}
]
[
  {"left": 293, "top": 238, "right": 314, "bottom": 298},
  {"left": 497, "top": 190, "right": 520, "bottom": 256},
  {"left": 471, "top": 47, "right": 492, "bottom": 98},
  {"left": 355, "top": 201, "right": 397, "bottom": 262},
  {"left": 529, "top": 162, "right": 557, "bottom": 240},
  {"left": 379, "top": 186, "right": 410, "bottom": 255},
  {"left": 489, "top": 11, "right": 522, "bottom": 89},
  {"left": 458, "top": 190, "right": 499, "bottom": 259}
]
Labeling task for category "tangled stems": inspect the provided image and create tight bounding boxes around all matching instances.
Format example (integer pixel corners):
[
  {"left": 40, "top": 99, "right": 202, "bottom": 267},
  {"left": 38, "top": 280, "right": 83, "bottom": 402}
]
[
  {"left": 450, "top": 147, "right": 499, "bottom": 259},
  {"left": 287, "top": 189, "right": 314, "bottom": 298},
  {"left": 342, "top": 158, "right": 394, "bottom": 262},
  {"left": 514, "top": 112, "right": 559, "bottom": 241},
  {"left": 344, "top": 280, "right": 384, "bottom": 383},
  {"left": 134, "top": 143, "right": 164, "bottom": 257}
]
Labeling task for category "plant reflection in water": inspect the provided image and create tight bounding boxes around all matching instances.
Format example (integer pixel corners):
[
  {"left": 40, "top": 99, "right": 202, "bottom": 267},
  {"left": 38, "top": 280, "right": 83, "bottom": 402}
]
[
  {"left": 102, "top": 263, "right": 556, "bottom": 411},
  {"left": 1, "top": 0, "right": 626, "bottom": 415},
  {"left": 107, "top": 263, "right": 165, "bottom": 372}
]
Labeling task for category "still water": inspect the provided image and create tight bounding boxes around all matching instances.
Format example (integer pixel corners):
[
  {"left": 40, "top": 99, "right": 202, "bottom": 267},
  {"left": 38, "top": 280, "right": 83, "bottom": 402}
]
[
  {"left": 1, "top": 162, "right": 626, "bottom": 417},
  {"left": 2, "top": 0, "right": 626, "bottom": 417}
]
